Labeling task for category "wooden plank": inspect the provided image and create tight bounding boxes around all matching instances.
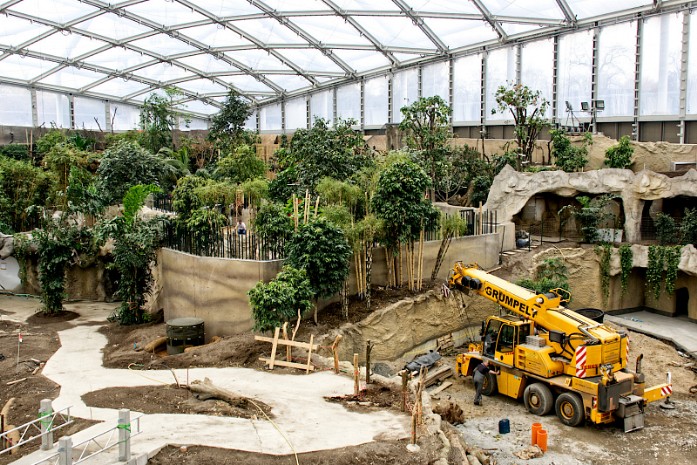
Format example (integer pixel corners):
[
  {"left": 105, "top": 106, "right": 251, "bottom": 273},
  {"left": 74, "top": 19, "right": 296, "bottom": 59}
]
[
  {"left": 428, "top": 381, "right": 453, "bottom": 397},
  {"left": 306, "top": 334, "right": 314, "bottom": 374},
  {"left": 255, "top": 336, "right": 318, "bottom": 351},
  {"left": 259, "top": 358, "right": 316, "bottom": 371},
  {"left": 268, "top": 327, "right": 280, "bottom": 369}
]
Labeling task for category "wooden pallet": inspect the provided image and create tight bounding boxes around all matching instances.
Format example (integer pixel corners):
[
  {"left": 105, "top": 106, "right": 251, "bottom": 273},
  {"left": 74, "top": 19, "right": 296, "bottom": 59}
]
[{"left": 255, "top": 327, "right": 318, "bottom": 374}]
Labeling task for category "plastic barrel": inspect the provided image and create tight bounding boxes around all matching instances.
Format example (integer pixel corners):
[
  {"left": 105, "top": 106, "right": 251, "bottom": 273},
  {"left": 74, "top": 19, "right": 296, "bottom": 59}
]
[
  {"left": 537, "top": 429, "right": 548, "bottom": 452},
  {"left": 498, "top": 418, "right": 510, "bottom": 434},
  {"left": 574, "top": 308, "right": 605, "bottom": 323},
  {"left": 166, "top": 317, "right": 205, "bottom": 355},
  {"left": 531, "top": 422, "right": 542, "bottom": 445}
]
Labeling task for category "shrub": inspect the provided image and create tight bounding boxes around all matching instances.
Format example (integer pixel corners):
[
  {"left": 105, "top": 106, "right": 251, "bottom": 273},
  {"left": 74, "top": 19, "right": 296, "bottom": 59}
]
[
  {"left": 248, "top": 266, "right": 313, "bottom": 332},
  {"left": 96, "top": 140, "right": 163, "bottom": 205},
  {"left": 654, "top": 212, "right": 678, "bottom": 245},
  {"left": 604, "top": 136, "right": 634, "bottom": 169},
  {"left": 550, "top": 129, "right": 592, "bottom": 172}
]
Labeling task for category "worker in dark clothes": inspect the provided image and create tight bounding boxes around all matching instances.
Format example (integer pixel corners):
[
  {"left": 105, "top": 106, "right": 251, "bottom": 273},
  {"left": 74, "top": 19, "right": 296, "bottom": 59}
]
[{"left": 473, "top": 360, "right": 500, "bottom": 406}]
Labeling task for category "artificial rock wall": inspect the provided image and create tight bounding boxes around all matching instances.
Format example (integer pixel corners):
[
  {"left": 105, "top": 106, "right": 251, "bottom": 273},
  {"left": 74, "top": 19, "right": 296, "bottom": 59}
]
[{"left": 486, "top": 165, "right": 697, "bottom": 243}]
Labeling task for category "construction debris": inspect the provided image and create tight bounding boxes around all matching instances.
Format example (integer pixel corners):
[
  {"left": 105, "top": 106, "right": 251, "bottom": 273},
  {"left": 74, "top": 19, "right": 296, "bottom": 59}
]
[
  {"left": 433, "top": 402, "right": 465, "bottom": 425},
  {"left": 423, "top": 365, "right": 453, "bottom": 388},
  {"left": 513, "top": 445, "right": 543, "bottom": 460}
]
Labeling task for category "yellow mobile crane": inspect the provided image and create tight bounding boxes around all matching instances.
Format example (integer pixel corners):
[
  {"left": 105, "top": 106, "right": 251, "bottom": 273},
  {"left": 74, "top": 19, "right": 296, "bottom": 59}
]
[{"left": 449, "top": 262, "right": 672, "bottom": 432}]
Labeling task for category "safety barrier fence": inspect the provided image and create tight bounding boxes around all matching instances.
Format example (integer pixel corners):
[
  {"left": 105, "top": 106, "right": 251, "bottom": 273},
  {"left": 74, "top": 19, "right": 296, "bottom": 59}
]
[{"left": 0, "top": 400, "right": 72, "bottom": 455}]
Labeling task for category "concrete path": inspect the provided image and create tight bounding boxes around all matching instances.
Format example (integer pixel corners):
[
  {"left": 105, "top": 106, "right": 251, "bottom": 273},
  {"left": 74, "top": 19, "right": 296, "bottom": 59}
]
[
  {"left": 606, "top": 310, "right": 697, "bottom": 358},
  {"left": 0, "top": 297, "right": 409, "bottom": 464}
]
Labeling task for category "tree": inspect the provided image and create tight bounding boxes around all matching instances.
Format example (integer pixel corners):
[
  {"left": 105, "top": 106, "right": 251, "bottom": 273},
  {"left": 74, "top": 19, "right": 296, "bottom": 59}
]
[
  {"left": 550, "top": 129, "right": 592, "bottom": 172},
  {"left": 213, "top": 144, "right": 267, "bottom": 184},
  {"left": 492, "top": 82, "right": 550, "bottom": 168},
  {"left": 604, "top": 136, "right": 634, "bottom": 169},
  {"left": 96, "top": 140, "right": 164, "bottom": 205},
  {"left": 208, "top": 90, "right": 252, "bottom": 146},
  {"left": 399, "top": 96, "right": 451, "bottom": 200},
  {"left": 139, "top": 89, "right": 186, "bottom": 154},
  {"left": 253, "top": 202, "right": 293, "bottom": 256},
  {"left": 285, "top": 217, "right": 352, "bottom": 324},
  {"left": 248, "top": 266, "right": 313, "bottom": 332}
]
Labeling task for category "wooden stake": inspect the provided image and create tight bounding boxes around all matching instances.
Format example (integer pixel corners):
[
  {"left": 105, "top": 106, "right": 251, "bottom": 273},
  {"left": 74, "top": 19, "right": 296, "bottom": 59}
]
[
  {"left": 331, "top": 335, "right": 342, "bottom": 374},
  {"left": 401, "top": 370, "right": 410, "bottom": 412},
  {"left": 268, "top": 327, "right": 280, "bottom": 369},
  {"left": 292, "top": 194, "right": 298, "bottom": 231},
  {"left": 304, "top": 190, "right": 310, "bottom": 224},
  {"left": 366, "top": 340, "right": 374, "bottom": 385},
  {"left": 353, "top": 353, "right": 360, "bottom": 396},
  {"left": 418, "top": 228, "right": 424, "bottom": 291},
  {"left": 282, "top": 322, "right": 291, "bottom": 362},
  {"left": 314, "top": 195, "right": 320, "bottom": 218}
]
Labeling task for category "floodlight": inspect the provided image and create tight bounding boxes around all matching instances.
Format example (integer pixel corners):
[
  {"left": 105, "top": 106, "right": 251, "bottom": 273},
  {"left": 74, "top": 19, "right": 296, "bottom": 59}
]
[
  {"left": 581, "top": 101, "right": 590, "bottom": 111},
  {"left": 595, "top": 100, "right": 605, "bottom": 110}
]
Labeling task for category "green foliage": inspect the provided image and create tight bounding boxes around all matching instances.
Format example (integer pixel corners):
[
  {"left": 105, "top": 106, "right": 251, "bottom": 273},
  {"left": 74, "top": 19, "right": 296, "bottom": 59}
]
[
  {"left": 618, "top": 244, "right": 633, "bottom": 296},
  {"left": 241, "top": 178, "right": 269, "bottom": 211},
  {"left": 372, "top": 159, "right": 439, "bottom": 250},
  {"left": 184, "top": 208, "right": 228, "bottom": 254},
  {"left": 550, "top": 129, "right": 592, "bottom": 172},
  {"left": 595, "top": 243, "right": 613, "bottom": 301},
  {"left": 104, "top": 130, "right": 141, "bottom": 148},
  {"left": 604, "top": 136, "right": 634, "bottom": 169},
  {"left": 171, "top": 175, "right": 207, "bottom": 221},
  {"left": 123, "top": 184, "right": 161, "bottom": 227},
  {"left": 679, "top": 208, "right": 697, "bottom": 245},
  {"left": 96, "top": 140, "right": 163, "bottom": 205},
  {"left": 282, "top": 118, "right": 371, "bottom": 195},
  {"left": 0, "top": 144, "right": 30, "bottom": 161},
  {"left": 268, "top": 165, "right": 302, "bottom": 203},
  {"left": 321, "top": 204, "right": 352, "bottom": 230},
  {"left": 559, "top": 195, "right": 616, "bottom": 243},
  {"left": 193, "top": 180, "right": 237, "bottom": 210},
  {"left": 646, "top": 245, "right": 664, "bottom": 301},
  {"left": 248, "top": 266, "right": 313, "bottom": 332},
  {"left": 253, "top": 202, "right": 293, "bottom": 255},
  {"left": 139, "top": 89, "right": 186, "bottom": 154},
  {"left": 399, "top": 96, "right": 451, "bottom": 198},
  {"left": 208, "top": 90, "right": 252, "bottom": 147},
  {"left": 43, "top": 143, "right": 89, "bottom": 208},
  {"left": 440, "top": 213, "right": 469, "bottom": 238},
  {"left": 492, "top": 83, "right": 550, "bottom": 164},
  {"left": 213, "top": 145, "right": 267, "bottom": 184},
  {"left": 66, "top": 166, "right": 105, "bottom": 217},
  {"left": 285, "top": 217, "right": 352, "bottom": 300},
  {"left": 654, "top": 213, "right": 678, "bottom": 245},
  {"left": 517, "top": 257, "right": 569, "bottom": 297},
  {"left": 36, "top": 130, "right": 68, "bottom": 155},
  {"left": 469, "top": 175, "right": 493, "bottom": 206},
  {"left": 437, "top": 145, "right": 484, "bottom": 203},
  {"left": 0, "top": 155, "right": 53, "bottom": 232},
  {"left": 664, "top": 246, "right": 681, "bottom": 296}
]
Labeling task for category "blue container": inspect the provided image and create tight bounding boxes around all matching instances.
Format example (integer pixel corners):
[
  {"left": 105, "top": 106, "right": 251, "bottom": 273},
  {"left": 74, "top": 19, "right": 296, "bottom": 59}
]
[{"left": 498, "top": 418, "right": 510, "bottom": 434}]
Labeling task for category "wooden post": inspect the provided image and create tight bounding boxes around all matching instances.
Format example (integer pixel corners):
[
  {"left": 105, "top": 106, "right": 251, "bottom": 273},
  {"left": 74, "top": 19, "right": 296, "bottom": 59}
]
[
  {"left": 282, "top": 322, "right": 291, "bottom": 362},
  {"left": 411, "top": 410, "right": 417, "bottom": 445},
  {"left": 401, "top": 370, "right": 410, "bottom": 412},
  {"left": 331, "top": 335, "right": 342, "bottom": 374},
  {"left": 366, "top": 341, "right": 373, "bottom": 381},
  {"left": 353, "top": 353, "right": 359, "bottom": 396},
  {"left": 305, "top": 334, "right": 314, "bottom": 374},
  {"left": 268, "top": 327, "right": 280, "bottom": 369}
]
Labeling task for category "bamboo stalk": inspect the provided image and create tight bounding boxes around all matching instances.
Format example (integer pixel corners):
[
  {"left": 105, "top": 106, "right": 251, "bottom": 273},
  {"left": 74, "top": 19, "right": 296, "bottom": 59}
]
[
  {"left": 304, "top": 190, "right": 310, "bottom": 224},
  {"left": 353, "top": 353, "right": 360, "bottom": 396},
  {"left": 292, "top": 194, "right": 298, "bottom": 231},
  {"left": 418, "top": 228, "right": 424, "bottom": 291},
  {"left": 314, "top": 195, "right": 320, "bottom": 218}
]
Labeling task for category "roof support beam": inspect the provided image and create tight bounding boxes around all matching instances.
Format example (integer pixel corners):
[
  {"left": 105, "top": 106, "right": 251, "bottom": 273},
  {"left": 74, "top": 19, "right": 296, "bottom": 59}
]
[
  {"left": 470, "top": 0, "right": 508, "bottom": 42},
  {"left": 554, "top": 0, "right": 577, "bottom": 25},
  {"left": 391, "top": 0, "right": 448, "bottom": 54}
]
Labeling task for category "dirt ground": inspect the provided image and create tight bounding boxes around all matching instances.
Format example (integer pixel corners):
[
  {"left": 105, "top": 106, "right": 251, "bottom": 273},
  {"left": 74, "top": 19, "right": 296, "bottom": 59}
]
[{"left": 1, "top": 245, "right": 696, "bottom": 465}]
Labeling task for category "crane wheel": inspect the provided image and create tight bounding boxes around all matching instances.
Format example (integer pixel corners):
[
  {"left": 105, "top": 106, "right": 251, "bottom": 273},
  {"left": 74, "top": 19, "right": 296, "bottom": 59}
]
[
  {"left": 524, "top": 383, "right": 554, "bottom": 416},
  {"left": 555, "top": 392, "right": 585, "bottom": 427},
  {"left": 482, "top": 372, "right": 498, "bottom": 396}
]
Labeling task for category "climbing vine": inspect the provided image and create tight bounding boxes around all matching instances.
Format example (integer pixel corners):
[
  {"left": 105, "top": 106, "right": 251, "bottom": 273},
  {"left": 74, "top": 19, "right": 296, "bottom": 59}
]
[
  {"left": 595, "top": 243, "right": 613, "bottom": 301},
  {"left": 664, "top": 245, "right": 681, "bottom": 296},
  {"left": 618, "top": 244, "right": 633, "bottom": 296},
  {"left": 646, "top": 245, "right": 664, "bottom": 301}
]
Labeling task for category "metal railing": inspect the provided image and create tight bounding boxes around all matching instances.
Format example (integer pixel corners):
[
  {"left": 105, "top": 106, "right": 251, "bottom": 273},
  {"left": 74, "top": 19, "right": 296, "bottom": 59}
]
[
  {"left": 1, "top": 400, "right": 72, "bottom": 455},
  {"left": 30, "top": 410, "right": 142, "bottom": 465}
]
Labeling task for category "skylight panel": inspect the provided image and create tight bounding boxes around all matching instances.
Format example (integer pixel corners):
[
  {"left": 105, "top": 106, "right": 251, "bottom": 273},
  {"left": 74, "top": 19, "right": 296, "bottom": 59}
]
[
  {"left": 176, "top": 55, "right": 241, "bottom": 74},
  {"left": 83, "top": 48, "right": 151, "bottom": 71},
  {"left": 501, "top": 23, "right": 545, "bottom": 37},
  {"left": 266, "top": 74, "right": 312, "bottom": 92},
  {"left": 175, "top": 99, "right": 218, "bottom": 116},
  {"left": 178, "top": 24, "right": 253, "bottom": 48},
  {"left": 0, "top": 16, "right": 51, "bottom": 47},
  {"left": 404, "top": 0, "right": 480, "bottom": 14},
  {"left": 274, "top": 49, "right": 344, "bottom": 73},
  {"left": 215, "top": 75, "right": 274, "bottom": 93},
  {"left": 72, "top": 14, "right": 153, "bottom": 41},
  {"left": 484, "top": 0, "right": 564, "bottom": 20},
  {"left": 177, "top": 78, "right": 228, "bottom": 95},
  {"left": 226, "top": 49, "right": 292, "bottom": 72},
  {"left": 124, "top": 0, "right": 208, "bottom": 27},
  {"left": 127, "top": 34, "right": 199, "bottom": 58},
  {"left": 38, "top": 66, "right": 106, "bottom": 89},
  {"left": 88, "top": 79, "right": 150, "bottom": 99},
  {"left": 567, "top": 0, "right": 652, "bottom": 20},
  {"left": 331, "top": 49, "right": 390, "bottom": 73},
  {"left": 332, "top": 0, "right": 401, "bottom": 11},
  {"left": 424, "top": 18, "right": 498, "bottom": 50},
  {"left": 8, "top": 0, "right": 98, "bottom": 24},
  {"left": 353, "top": 16, "right": 434, "bottom": 50},
  {"left": 0, "top": 55, "right": 55, "bottom": 81},
  {"left": 184, "top": 0, "right": 261, "bottom": 17},
  {"left": 27, "top": 32, "right": 108, "bottom": 60},
  {"left": 131, "top": 62, "right": 195, "bottom": 82},
  {"left": 232, "top": 18, "right": 310, "bottom": 45},
  {"left": 289, "top": 16, "right": 372, "bottom": 46},
  {"left": 265, "top": 0, "right": 331, "bottom": 12}
]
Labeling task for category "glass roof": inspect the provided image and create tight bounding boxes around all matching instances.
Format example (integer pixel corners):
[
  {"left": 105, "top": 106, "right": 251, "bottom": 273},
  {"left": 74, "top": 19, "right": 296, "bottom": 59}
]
[{"left": 0, "top": 0, "right": 659, "bottom": 118}]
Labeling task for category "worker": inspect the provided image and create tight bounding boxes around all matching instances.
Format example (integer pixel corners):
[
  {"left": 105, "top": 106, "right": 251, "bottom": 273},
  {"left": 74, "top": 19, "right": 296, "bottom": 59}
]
[
  {"left": 236, "top": 220, "right": 247, "bottom": 235},
  {"left": 473, "top": 360, "right": 500, "bottom": 406}
]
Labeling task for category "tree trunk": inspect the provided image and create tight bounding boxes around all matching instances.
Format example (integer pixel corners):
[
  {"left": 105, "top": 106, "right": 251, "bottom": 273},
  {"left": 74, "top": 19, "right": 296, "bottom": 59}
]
[
  {"left": 188, "top": 377, "right": 250, "bottom": 409},
  {"left": 432, "top": 233, "right": 453, "bottom": 280},
  {"left": 365, "top": 242, "right": 373, "bottom": 312},
  {"left": 341, "top": 278, "right": 349, "bottom": 320}
]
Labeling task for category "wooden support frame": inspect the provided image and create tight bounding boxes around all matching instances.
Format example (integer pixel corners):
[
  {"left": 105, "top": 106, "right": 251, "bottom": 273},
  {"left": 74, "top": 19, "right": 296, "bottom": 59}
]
[{"left": 256, "top": 328, "right": 318, "bottom": 374}]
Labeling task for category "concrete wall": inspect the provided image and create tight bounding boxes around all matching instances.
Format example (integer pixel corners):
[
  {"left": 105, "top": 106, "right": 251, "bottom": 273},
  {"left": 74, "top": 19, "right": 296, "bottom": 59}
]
[{"left": 156, "top": 248, "right": 283, "bottom": 339}]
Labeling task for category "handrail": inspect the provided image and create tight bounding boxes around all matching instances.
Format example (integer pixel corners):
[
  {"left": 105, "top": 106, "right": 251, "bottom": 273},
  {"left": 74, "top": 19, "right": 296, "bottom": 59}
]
[{"left": 0, "top": 407, "right": 72, "bottom": 455}]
